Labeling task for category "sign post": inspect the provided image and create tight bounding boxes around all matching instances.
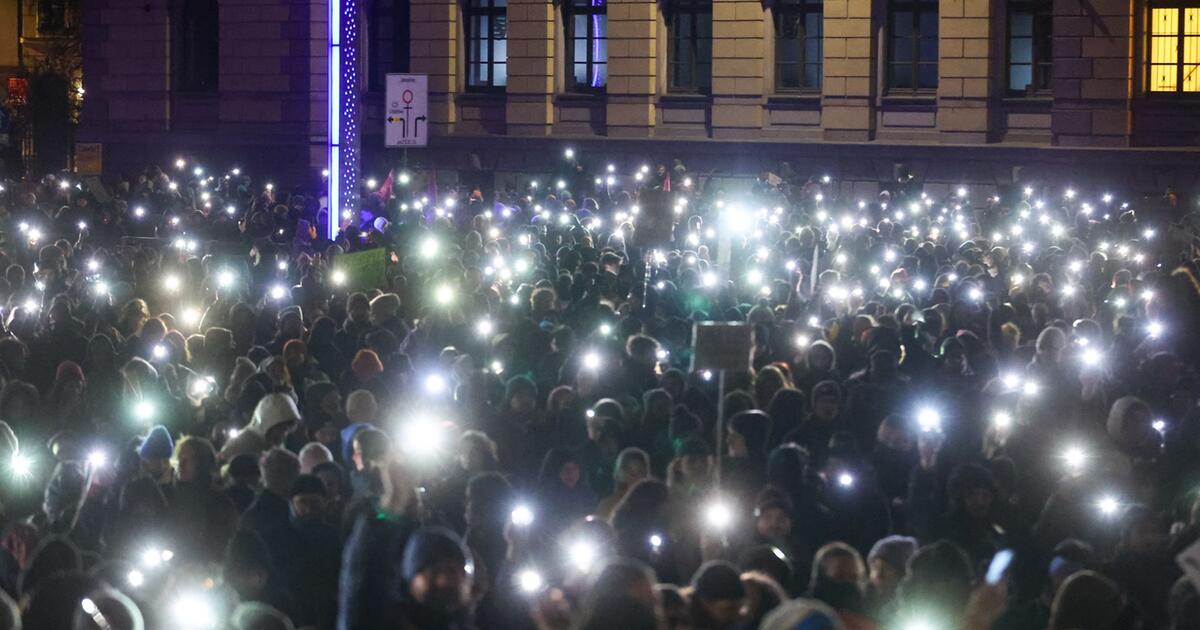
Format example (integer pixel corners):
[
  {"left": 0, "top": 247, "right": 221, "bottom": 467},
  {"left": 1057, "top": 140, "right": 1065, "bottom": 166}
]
[
  {"left": 691, "top": 322, "right": 755, "bottom": 486},
  {"left": 385, "top": 74, "right": 429, "bottom": 148}
]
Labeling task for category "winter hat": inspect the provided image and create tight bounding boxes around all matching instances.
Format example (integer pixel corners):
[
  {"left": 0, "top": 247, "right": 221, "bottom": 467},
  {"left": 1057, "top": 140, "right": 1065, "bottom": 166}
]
[
  {"left": 868, "top": 535, "right": 918, "bottom": 575},
  {"left": 54, "top": 361, "right": 85, "bottom": 386},
  {"left": 345, "top": 390, "right": 378, "bottom": 425},
  {"left": 248, "top": 393, "right": 301, "bottom": 437},
  {"left": 759, "top": 598, "right": 844, "bottom": 630},
  {"left": 340, "top": 423, "right": 371, "bottom": 463},
  {"left": 350, "top": 349, "right": 384, "bottom": 382},
  {"left": 400, "top": 526, "right": 475, "bottom": 582},
  {"left": 691, "top": 560, "right": 746, "bottom": 602},
  {"left": 138, "top": 425, "right": 174, "bottom": 460},
  {"left": 227, "top": 454, "right": 260, "bottom": 481},
  {"left": 298, "top": 442, "right": 333, "bottom": 474}
]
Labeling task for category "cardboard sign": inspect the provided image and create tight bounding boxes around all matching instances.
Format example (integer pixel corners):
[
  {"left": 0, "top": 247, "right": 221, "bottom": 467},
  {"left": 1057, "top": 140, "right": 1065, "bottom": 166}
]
[
  {"left": 691, "top": 322, "right": 754, "bottom": 372},
  {"left": 75, "top": 142, "right": 102, "bottom": 176},
  {"left": 385, "top": 74, "right": 429, "bottom": 147},
  {"left": 334, "top": 248, "right": 389, "bottom": 289},
  {"left": 634, "top": 188, "right": 674, "bottom": 249}
]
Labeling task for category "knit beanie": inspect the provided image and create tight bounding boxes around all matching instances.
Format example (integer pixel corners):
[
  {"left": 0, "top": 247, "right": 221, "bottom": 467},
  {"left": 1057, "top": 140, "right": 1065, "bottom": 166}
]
[
  {"left": 400, "top": 526, "right": 474, "bottom": 583},
  {"left": 298, "top": 442, "right": 333, "bottom": 474},
  {"left": 867, "top": 535, "right": 918, "bottom": 575},
  {"left": 350, "top": 349, "right": 384, "bottom": 382},
  {"left": 138, "top": 425, "right": 174, "bottom": 460},
  {"left": 345, "top": 390, "right": 378, "bottom": 425}
]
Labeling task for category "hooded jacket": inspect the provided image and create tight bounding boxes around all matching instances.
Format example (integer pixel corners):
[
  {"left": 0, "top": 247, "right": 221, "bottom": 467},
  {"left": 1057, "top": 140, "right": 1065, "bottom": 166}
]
[{"left": 220, "top": 393, "right": 301, "bottom": 461}]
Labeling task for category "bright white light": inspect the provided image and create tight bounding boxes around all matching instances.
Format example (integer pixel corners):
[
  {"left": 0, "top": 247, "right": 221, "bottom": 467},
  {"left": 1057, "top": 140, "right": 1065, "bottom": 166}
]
[
  {"left": 270, "top": 285, "right": 287, "bottom": 300},
  {"left": 1062, "top": 446, "right": 1087, "bottom": 472},
  {"left": 1097, "top": 495, "right": 1120, "bottom": 517},
  {"left": 511, "top": 504, "right": 535, "bottom": 527},
  {"left": 704, "top": 501, "right": 733, "bottom": 531},
  {"left": 401, "top": 417, "right": 444, "bottom": 459},
  {"left": 330, "top": 270, "right": 347, "bottom": 286},
  {"left": 420, "top": 238, "right": 439, "bottom": 259},
  {"left": 1021, "top": 380, "right": 1040, "bottom": 397},
  {"left": 1081, "top": 348, "right": 1103, "bottom": 368},
  {"left": 216, "top": 270, "right": 235, "bottom": 288},
  {"left": 582, "top": 352, "right": 602, "bottom": 370},
  {"left": 993, "top": 411, "right": 1012, "bottom": 430},
  {"left": 1103, "top": 193, "right": 1113, "bottom": 203},
  {"left": 152, "top": 344, "right": 168, "bottom": 360},
  {"left": 969, "top": 287, "right": 983, "bottom": 301},
  {"left": 795, "top": 334, "right": 810, "bottom": 348},
  {"left": 87, "top": 450, "right": 108, "bottom": 469},
  {"left": 1065, "top": 189, "right": 1076, "bottom": 199},
  {"left": 517, "top": 568, "right": 544, "bottom": 593},
  {"left": 564, "top": 148, "right": 575, "bottom": 159},
  {"left": 649, "top": 534, "right": 663, "bottom": 549},
  {"left": 1148, "top": 321, "right": 1164, "bottom": 338},
  {"left": 434, "top": 284, "right": 455, "bottom": 305},
  {"left": 10, "top": 453, "right": 32, "bottom": 479},
  {"left": 127, "top": 570, "right": 144, "bottom": 587},
  {"left": 837, "top": 472, "right": 855, "bottom": 488},
  {"left": 567, "top": 540, "right": 596, "bottom": 572},
  {"left": 1152, "top": 419, "right": 1167, "bottom": 433},
  {"left": 956, "top": 187, "right": 967, "bottom": 198},
  {"left": 181, "top": 307, "right": 202, "bottom": 327},
  {"left": 133, "top": 400, "right": 156, "bottom": 422},
  {"left": 171, "top": 593, "right": 218, "bottom": 629},
  {"left": 163, "top": 274, "right": 181, "bottom": 293},
  {"left": 917, "top": 408, "right": 942, "bottom": 433},
  {"left": 476, "top": 320, "right": 494, "bottom": 337},
  {"left": 423, "top": 374, "right": 448, "bottom": 395}
]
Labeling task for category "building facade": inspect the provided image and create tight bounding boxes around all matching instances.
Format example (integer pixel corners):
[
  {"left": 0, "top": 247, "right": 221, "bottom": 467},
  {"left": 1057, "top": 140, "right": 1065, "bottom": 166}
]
[{"left": 79, "top": 0, "right": 1200, "bottom": 188}]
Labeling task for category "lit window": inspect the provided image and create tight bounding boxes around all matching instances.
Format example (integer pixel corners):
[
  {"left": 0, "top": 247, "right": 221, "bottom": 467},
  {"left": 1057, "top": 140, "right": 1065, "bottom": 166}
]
[
  {"left": 887, "top": 0, "right": 938, "bottom": 92},
  {"left": 667, "top": 0, "right": 712, "bottom": 94},
  {"left": 1149, "top": 5, "right": 1200, "bottom": 92},
  {"left": 465, "top": 0, "right": 507, "bottom": 89},
  {"left": 774, "top": 0, "right": 823, "bottom": 90},
  {"left": 565, "top": 0, "right": 608, "bottom": 91},
  {"left": 1007, "top": 0, "right": 1052, "bottom": 94}
]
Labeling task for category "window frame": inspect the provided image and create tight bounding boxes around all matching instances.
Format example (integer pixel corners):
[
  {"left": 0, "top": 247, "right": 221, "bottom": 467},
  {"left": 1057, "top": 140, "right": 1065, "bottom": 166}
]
[
  {"left": 1146, "top": 1, "right": 1200, "bottom": 94},
  {"left": 773, "top": 0, "right": 824, "bottom": 92},
  {"left": 1006, "top": 0, "right": 1053, "bottom": 96},
  {"left": 666, "top": 0, "right": 713, "bottom": 95},
  {"left": 886, "top": 0, "right": 939, "bottom": 94},
  {"left": 564, "top": 0, "right": 609, "bottom": 93},
  {"left": 463, "top": 0, "right": 508, "bottom": 92}
]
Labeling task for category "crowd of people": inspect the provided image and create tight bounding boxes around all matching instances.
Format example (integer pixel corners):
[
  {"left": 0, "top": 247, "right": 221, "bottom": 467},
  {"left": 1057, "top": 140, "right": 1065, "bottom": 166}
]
[{"left": 0, "top": 151, "right": 1194, "bottom": 630}]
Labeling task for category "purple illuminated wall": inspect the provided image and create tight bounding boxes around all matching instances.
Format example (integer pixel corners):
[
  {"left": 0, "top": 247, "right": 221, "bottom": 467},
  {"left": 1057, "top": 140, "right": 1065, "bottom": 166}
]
[{"left": 329, "top": 0, "right": 361, "bottom": 239}]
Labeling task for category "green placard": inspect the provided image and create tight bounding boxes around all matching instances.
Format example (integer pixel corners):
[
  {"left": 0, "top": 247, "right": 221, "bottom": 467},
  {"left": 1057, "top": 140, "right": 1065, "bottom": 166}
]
[{"left": 334, "top": 248, "right": 389, "bottom": 289}]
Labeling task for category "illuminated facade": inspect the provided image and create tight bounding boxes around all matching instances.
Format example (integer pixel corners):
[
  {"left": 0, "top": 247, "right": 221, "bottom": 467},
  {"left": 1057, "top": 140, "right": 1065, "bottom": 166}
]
[{"left": 77, "top": 0, "right": 1200, "bottom": 188}]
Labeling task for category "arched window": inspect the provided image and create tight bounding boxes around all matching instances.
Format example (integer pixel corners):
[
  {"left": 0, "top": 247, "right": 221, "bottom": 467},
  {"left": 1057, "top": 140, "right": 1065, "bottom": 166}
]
[{"left": 174, "top": 0, "right": 219, "bottom": 92}]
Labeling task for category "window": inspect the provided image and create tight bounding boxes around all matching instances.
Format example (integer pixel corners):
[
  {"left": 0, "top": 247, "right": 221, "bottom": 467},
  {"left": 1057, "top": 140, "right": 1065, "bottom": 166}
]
[
  {"left": 465, "top": 0, "right": 507, "bottom": 89},
  {"left": 37, "top": 0, "right": 68, "bottom": 33},
  {"left": 1007, "top": 0, "right": 1052, "bottom": 93},
  {"left": 565, "top": 0, "right": 608, "bottom": 91},
  {"left": 887, "top": 0, "right": 938, "bottom": 92},
  {"left": 667, "top": 0, "right": 712, "bottom": 93},
  {"left": 1148, "top": 4, "right": 1200, "bottom": 93},
  {"left": 368, "top": 0, "right": 412, "bottom": 92},
  {"left": 774, "top": 0, "right": 823, "bottom": 90},
  {"left": 174, "top": 0, "right": 219, "bottom": 92}
]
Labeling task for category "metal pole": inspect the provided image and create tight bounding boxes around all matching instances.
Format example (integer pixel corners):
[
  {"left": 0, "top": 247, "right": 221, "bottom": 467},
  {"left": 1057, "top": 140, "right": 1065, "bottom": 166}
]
[{"left": 714, "top": 368, "right": 725, "bottom": 488}]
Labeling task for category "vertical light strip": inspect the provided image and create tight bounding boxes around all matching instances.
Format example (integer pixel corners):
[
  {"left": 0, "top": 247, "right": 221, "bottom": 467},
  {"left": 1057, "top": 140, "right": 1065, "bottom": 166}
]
[{"left": 328, "top": 0, "right": 342, "bottom": 239}]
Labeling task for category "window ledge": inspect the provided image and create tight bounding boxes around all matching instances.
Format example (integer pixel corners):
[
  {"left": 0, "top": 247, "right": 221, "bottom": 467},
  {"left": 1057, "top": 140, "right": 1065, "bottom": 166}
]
[
  {"left": 458, "top": 90, "right": 506, "bottom": 102},
  {"left": 659, "top": 93, "right": 710, "bottom": 106},
  {"left": 556, "top": 92, "right": 606, "bottom": 104},
  {"left": 880, "top": 94, "right": 936, "bottom": 109},
  {"left": 1001, "top": 95, "right": 1052, "bottom": 106},
  {"left": 767, "top": 93, "right": 821, "bottom": 108}
]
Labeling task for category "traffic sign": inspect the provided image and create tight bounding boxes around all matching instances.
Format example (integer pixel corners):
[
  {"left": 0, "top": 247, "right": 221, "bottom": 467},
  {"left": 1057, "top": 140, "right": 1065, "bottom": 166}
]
[{"left": 385, "top": 74, "right": 428, "bottom": 147}]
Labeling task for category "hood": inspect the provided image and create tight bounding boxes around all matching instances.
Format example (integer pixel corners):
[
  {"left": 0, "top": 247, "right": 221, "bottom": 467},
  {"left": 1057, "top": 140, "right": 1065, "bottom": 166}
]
[{"left": 248, "top": 393, "right": 300, "bottom": 437}]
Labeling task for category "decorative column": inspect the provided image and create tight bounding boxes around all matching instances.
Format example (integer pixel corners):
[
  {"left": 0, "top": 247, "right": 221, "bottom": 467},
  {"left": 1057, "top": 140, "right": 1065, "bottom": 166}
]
[{"left": 329, "top": 0, "right": 361, "bottom": 239}]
